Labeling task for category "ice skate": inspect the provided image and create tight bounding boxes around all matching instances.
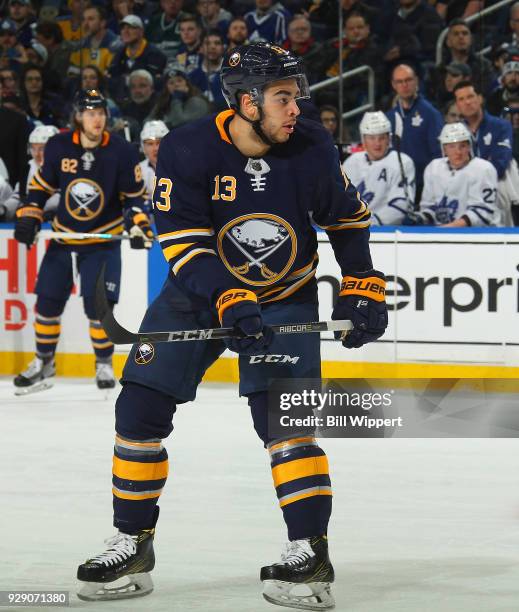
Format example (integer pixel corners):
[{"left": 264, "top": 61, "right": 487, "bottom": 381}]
[
  {"left": 77, "top": 528, "right": 155, "bottom": 601},
  {"left": 13, "top": 356, "right": 55, "bottom": 395},
  {"left": 261, "top": 536, "right": 335, "bottom": 611},
  {"left": 95, "top": 361, "right": 116, "bottom": 389}
]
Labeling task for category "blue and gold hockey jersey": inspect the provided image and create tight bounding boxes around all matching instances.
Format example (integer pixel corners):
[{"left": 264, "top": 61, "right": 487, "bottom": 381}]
[
  {"left": 153, "top": 109, "right": 372, "bottom": 306},
  {"left": 28, "top": 130, "right": 146, "bottom": 247}
]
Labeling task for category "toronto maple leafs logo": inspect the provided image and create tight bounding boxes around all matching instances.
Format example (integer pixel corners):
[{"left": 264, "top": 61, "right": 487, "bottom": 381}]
[
  {"left": 65, "top": 178, "right": 104, "bottom": 221},
  {"left": 217, "top": 214, "right": 297, "bottom": 286},
  {"left": 431, "top": 195, "right": 459, "bottom": 224},
  {"left": 356, "top": 180, "right": 375, "bottom": 205}
]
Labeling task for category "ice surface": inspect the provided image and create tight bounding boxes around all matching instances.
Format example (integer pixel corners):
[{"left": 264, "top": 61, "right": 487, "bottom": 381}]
[{"left": 1, "top": 378, "right": 518, "bottom": 611}]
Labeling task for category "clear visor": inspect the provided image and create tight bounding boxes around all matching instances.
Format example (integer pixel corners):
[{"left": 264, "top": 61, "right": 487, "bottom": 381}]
[{"left": 251, "top": 74, "right": 311, "bottom": 105}]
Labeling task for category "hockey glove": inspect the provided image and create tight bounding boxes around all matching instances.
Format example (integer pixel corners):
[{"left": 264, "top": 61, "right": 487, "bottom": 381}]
[
  {"left": 128, "top": 208, "right": 154, "bottom": 249},
  {"left": 402, "top": 210, "right": 436, "bottom": 226},
  {"left": 14, "top": 205, "right": 43, "bottom": 247},
  {"left": 216, "top": 289, "right": 274, "bottom": 356},
  {"left": 332, "top": 270, "right": 388, "bottom": 349}
]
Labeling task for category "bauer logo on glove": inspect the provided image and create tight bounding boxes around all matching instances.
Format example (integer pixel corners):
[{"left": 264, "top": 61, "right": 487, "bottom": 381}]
[{"left": 332, "top": 270, "right": 388, "bottom": 349}]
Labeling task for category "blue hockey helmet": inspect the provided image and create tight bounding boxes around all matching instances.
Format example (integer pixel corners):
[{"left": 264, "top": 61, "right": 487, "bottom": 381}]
[{"left": 220, "top": 42, "right": 310, "bottom": 110}]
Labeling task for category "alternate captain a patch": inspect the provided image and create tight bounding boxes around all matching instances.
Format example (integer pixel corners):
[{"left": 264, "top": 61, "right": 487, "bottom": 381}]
[
  {"left": 135, "top": 343, "right": 155, "bottom": 365},
  {"left": 217, "top": 213, "right": 297, "bottom": 287}
]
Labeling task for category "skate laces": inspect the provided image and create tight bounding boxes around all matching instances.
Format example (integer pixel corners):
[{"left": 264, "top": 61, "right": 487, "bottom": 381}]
[
  {"left": 281, "top": 539, "right": 315, "bottom": 566},
  {"left": 96, "top": 362, "right": 114, "bottom": 380},
  {"left": 90, "top": 533, "right": 137, "bottom": 567},
  {"left": 23, "top": 357, "right": 43, "bottom": 378}
]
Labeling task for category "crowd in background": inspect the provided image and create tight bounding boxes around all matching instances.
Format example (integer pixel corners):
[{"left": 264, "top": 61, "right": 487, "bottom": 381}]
[{"left": 1, "top": 0, "right": 519, "bottom": 225}]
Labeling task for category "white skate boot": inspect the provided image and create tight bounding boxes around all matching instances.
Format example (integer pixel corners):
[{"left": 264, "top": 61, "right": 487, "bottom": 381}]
[
  {"left": 13, "top": 356, "right": 55, "bottom": 395},
  {"left": 95, "top": 361, "right": 116, "bottom": 389}
]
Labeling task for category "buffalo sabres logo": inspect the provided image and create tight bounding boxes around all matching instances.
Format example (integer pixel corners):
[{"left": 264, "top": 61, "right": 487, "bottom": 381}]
[
  {"left": 217, "top": 213, "right": 297, "bottom": 287},
  {"left": 228, "top": 51, "right": 240, "bottom": 66},
  {"left": 135, "top": 342, "right": 155, "bottom": 365},
  {"left": 65, "top": 178, "right": 104, "bottom": 221}
]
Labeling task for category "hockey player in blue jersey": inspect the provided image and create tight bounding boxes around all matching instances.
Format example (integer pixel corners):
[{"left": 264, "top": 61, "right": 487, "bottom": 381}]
[
  {"left": 76, "top": 44, "right": 388, "bottom": 609},
  {"left": 13, "top": 89, "right": 153, "bottom": 391}
]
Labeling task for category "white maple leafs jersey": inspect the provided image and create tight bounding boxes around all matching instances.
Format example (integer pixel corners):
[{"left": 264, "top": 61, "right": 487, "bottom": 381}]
[
  {"left": 139, "top": 159, "right": 156, "bottom": 206},
  {"left": 420, "top": 157, "right": 499, "bottom": 226},
  {"left": 342, "top": 149, "right": 415, "bottom": 225}
]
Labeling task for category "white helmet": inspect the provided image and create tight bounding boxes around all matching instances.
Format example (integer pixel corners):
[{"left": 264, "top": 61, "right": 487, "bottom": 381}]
[
  {"left": 438, "top": 122, "right": 472, "bottom": 156},
  {"left": 29, "top": 125, "right": 59, "bottom": 145},
  {"left": 359, "top": 111, "right": 391, "bottom": 137},
  {"left": 140, "top": 120, "right": 168, "bottom": 145}
]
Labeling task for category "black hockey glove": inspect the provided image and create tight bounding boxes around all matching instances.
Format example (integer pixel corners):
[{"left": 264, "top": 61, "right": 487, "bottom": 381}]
[
  {"left": 332, "top": 270, "right": 388, "bottom": 349},
  {"left": 402, "top": 210, "right": 436, "bottom": 226},
  {"left": 216, "top": 289, "right": 274, "bottom": 356},
  {"left": 128, "top": 207, "right": 154, "bottom": 249},
  {"left": 14, "top": 205, "right": 43, "bottom": 247}
]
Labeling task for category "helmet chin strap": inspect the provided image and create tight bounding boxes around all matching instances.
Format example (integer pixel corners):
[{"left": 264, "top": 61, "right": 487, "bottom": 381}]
[{"left": 236, "top": 104, "right": 276, "bottom": 147}]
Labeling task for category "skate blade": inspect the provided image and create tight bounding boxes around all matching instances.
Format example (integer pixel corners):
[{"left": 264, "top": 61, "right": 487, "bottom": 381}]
[
  {"left": 77, "top": 572, "right": 153, "bottom": 601},
  {"left": 14, "top": 381, "right": 54, "bottom": 396},
  {"left": 262, "top": 580, "right": 335, "bottom": 611}
]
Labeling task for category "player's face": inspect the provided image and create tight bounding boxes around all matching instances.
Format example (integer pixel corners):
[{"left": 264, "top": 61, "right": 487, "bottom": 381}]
[
  {"left": 363, "top": 133, "right": 389, "bottom": 161},
  {"left": 30, "top": 143, "right": 45, "bottom": 167},
  {"left": 444, "top": 141, "right": 471, "bottom": 169},
  {"left": 143, "top": 139, "right": 161, "bottom": 166},
  {"left": 78, "top": 108, "right": 107, "bottom": 140},
  {"left": 259, "top": 79, "right": 301, "bottom": 144},
  {"left": 454, "top": 86, "right": 482, "bottom": 119}
]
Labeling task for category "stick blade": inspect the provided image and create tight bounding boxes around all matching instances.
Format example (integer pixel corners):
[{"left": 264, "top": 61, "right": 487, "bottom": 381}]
[{"left": 95, "top": 265, "right": 139, "bottom": 344}]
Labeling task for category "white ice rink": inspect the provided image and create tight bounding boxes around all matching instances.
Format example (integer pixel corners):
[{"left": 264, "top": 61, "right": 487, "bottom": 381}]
[{"left": 1, "top": 378, "right": 518, "bottom": 612}]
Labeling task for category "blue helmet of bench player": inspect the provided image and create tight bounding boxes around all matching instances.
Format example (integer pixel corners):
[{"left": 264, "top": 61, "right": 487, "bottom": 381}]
[
  {"left": 220, "top": 42, "right": 310, "bottom": 144},
  {"left": 73, "top": 89, "right": 108, "bottom": 113}
]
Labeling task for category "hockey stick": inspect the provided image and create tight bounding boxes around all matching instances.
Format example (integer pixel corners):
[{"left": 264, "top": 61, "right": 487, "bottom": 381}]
[
  {"left": 95, "top": 266, "right": 353, "bottom": 345},
  {"left": 40, "top": 231, "right": 129, "bottom": 241},
  {"left": 393, "top": 112, "right": 415, "bottom": 213}
]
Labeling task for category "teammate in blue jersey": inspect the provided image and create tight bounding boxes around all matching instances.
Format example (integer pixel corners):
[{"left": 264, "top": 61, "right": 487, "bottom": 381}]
[
  {"left": 76, "top": 44, "right": 388, "bottom": 609},
  {"left": 13, "top": 89, "right": 153, "bottom": 392}
]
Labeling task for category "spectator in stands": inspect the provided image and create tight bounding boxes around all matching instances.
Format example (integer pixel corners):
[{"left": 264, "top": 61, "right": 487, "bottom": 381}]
[
  {"left": 245, "top": 0, "right": 290, "bottom": 45},
  {"left": 76, "top": 65, "right": 122, "bottom": 126},
  {"left": 440, "top": 19, "right": 495, "bottom": 94},
  {"left": 454, "top": 80, "right": 513, "bottom": 179},
  {"left": 148, "top": 67, "right": 211, "bottom": 128},
  {"left": 496, "top": 2, "right": 519, "bottom": 48},
  {"left": 35, "top": 22, "right": 71, "bottom": 81},
  {"left": 7, "top": 0, "right": 35, "bottom": 48},
  {"left": 283, "top": 16, "right": 322, "bottom": 84},
  {"left": 20, "top": 64, "right": 65, "bottom": 127},
  {"left": 0, "top": 18, "right": 27, "bottom": 72},
  {"left": 108, "top": 15, "right": 167, "bottom": 103},
  {"left": 176, "top": 15, "right": 203, "bottom": 72},
  {"left": 385, "top": 0, "right": 443, "bottom": 68},
  {"left": 319, "top": 104, "right": 341, "bottom": 142},
  {"left": 502, "top": 96, "right": 519, "bottom": 165},
  {"left": 121, "top": 69, "right": 158, "bottom": 127},
  {"left": 145, "top": 0, "right": 187, "bottom": 64},
  {"left": 107, "top": 0, "right": 135, "bottom": 34},
  {"left": 386, "top": 63, "right": 443, "bottom": 199},
  {"left": 431, "top": 0, "right": 483, "bottom": 21},
  {"left": 68, "top": 6, "right": 121, "bottom": 78},
  {"left": 196, "top": 0, "right": 232, "bottom": 39},
  {"left": 0, "top": 68, "right": 19, "bottom": 97},
  {"left": 487, "top": 61, "right": 519, "bottom": 117},
  {"left": 429, "top": 61, "right": 472, "bottom": 107},
  {"left": 187, "top": 30, "right": 226, "bottom": 110},
  {"left": 24, "top": 40, "right": 63, "bottom": 95},
  {"left": 305, "top": 0, "right": 383, "bottom": 41},
  {"left": 316, "top": 12, "right": 380, "bottom": 112},
  {"left": 444, "top": 99, "right": 462, "bottom": 123},
  {"left": 0, "top": 101, "right": 29, "bottom": 190},
  {"left": 226, "top": 17, "right": 249, "bottom": 50},
  {"left": 57, "top": 0, "right": 90, "bottom": 43}
]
